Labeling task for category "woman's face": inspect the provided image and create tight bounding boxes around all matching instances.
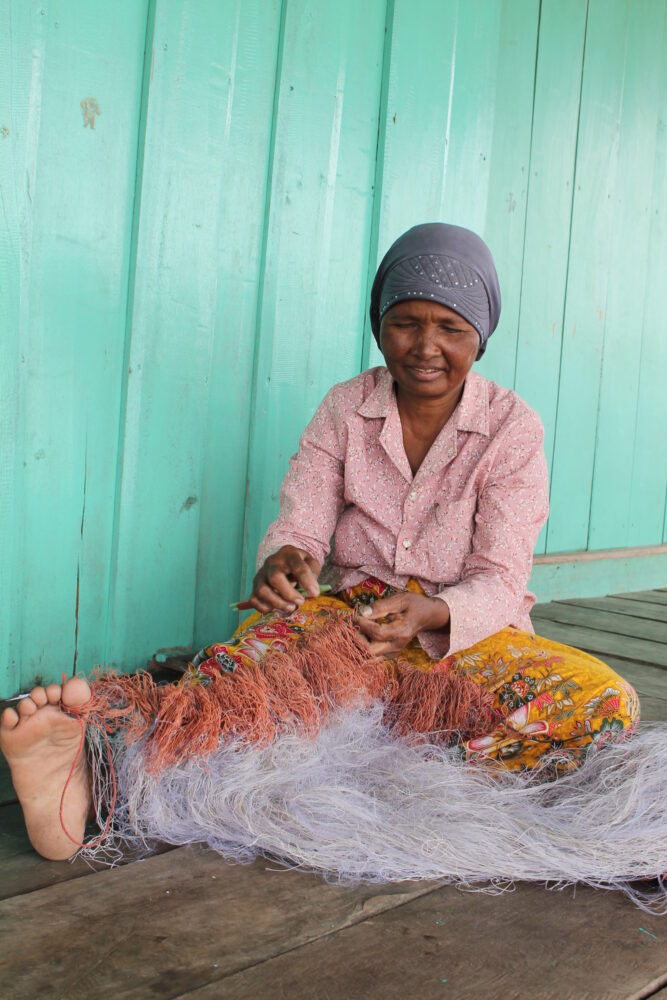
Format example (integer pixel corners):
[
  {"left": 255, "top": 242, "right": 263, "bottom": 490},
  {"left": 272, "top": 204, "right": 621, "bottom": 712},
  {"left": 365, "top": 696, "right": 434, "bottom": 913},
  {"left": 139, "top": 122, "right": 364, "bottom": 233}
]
[{"left": 379, "top": 299, "right": 480, "bottom": 404}]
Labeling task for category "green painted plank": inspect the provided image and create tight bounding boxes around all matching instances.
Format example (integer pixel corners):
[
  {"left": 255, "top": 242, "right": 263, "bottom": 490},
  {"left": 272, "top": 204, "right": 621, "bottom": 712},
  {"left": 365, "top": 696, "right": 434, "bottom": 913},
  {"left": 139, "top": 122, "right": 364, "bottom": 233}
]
[
  {"left": 528, "top": 549, "right": 667, "bottom": 603},
  {"left": 561, "top": 596, "right": 667, "bottom": 624},
  {"left": 0, "top": 1, "right": 150, "bottom": 693},
  {"left": 366, "top": 0, "right": 540, "bottom": 387},
  {"left": 616, "top": 589, "right": 667, "bottom": 606},
  {"left": 529, "top": 617, "right": 667, "bottom": 668},
  {"left": 513, "top": 0, "right": 588, "bottom": 554},
  {"left": 531, "top": 601, "right": 667, "bottom": 643},
  {"left": 546, "top": 0, "right": 630, "bottom": 553},
  {"left": 191, "top": 0, "right": 284, "bottom": 649},
  {"left": 106, "top": 1, "right": 282, "bottom": 668},
  {"left": 628, "top": 6, "right": 667, "bottom": 547},
  {"left": 587, "top": 2, "right": 665, "bottom": 550},
  {"left": 241, "top": 0, "right": 387, "bottom": 594},
  {"left": 0, "top": 0, "right": 37, "bottom": 697},
  {"left": 473, "top": 0, "right": 540, "bottom": 393},
  {"left": 599, "top": 656, "right": 667, "bottom": 701}
]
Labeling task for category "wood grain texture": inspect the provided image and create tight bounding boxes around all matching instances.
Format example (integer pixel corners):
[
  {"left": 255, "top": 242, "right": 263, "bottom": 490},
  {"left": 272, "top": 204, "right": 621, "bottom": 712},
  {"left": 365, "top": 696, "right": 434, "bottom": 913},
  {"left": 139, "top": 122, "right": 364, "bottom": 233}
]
[
  {"left": 174, "top": 880, "right": 667, "bottom": 1000},
  {"left": 547, "top": 0, "right": 630, "bottom": 553},
  {"left": 241, "top": 0, "right": 387, "bottom": 592},
  {"left": 561, "top": 597, "right": 667, "bottom": 624},
  {"left": 530, "top": 617, "right": 667, "bottom": 668},
  {"left": 532, "top": 601, "right": 667, "bottom": 643},
  {"left": 587, "top": 0, "right": 666, "bottom": 551},
  {"left": 0, "top": 0, "right": 150, "bottom": 694},
  {"left": 618, "top": 591, "right": 667, "bottom": 607},
  {"left": 0, "top": 845, "right": 442, "bottom": 1000},
  {"left": 106, "top": 0, "right": 283, "bottom": 669},
  {"left": 513, "top": 0, "right": 587, "bottom": 555}
]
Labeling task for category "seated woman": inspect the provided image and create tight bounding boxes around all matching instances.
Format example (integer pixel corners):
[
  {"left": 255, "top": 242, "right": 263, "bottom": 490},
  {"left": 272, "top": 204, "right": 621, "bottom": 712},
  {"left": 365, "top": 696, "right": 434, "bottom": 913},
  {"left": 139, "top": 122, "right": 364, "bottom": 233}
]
[{"left": 0, "top": 223, "right": 640, "bottom": 866}]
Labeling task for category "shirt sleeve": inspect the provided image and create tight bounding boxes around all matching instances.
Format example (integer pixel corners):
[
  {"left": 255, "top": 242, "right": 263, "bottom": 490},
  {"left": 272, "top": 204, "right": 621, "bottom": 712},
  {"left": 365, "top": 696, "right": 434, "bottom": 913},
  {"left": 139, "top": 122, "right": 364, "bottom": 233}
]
[
  {"left": 256, "top": 388, "right": 346, "bottom": 570},
  {"left": 428, "top": 410, "right": 549, "bottom": 655}
]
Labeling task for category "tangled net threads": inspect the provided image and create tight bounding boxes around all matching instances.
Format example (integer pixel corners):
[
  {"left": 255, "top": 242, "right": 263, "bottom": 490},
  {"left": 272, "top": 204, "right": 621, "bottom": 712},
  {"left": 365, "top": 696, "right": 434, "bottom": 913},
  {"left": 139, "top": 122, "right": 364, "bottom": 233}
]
[
  {"left": 84, "top": 615, "right": 493, "bottom": 774},
  {"left": 387, "top": 663, "right": 496, "bottom": 743}
]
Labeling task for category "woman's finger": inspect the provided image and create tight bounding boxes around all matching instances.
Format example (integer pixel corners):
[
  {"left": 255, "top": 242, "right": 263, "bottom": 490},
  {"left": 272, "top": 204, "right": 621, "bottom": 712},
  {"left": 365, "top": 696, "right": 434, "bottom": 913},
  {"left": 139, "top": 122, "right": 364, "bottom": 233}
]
[
  {"left": 355, "top": 615, "right": 407, "bottom": 643},
  {"left": 264, "top": 569, "right": 304, "bottom": 605},
  {"left": 286, "top": 552, "right": 320, "bottom": 598},
  {"left": 360, "top": 593, "right": 408, "bottom": 619},
  {"left": 249, "top": 596, "right": 273, "bottom": 614},
  {"left": 255, "top": 580, "right": 298, "bottom": 612}
]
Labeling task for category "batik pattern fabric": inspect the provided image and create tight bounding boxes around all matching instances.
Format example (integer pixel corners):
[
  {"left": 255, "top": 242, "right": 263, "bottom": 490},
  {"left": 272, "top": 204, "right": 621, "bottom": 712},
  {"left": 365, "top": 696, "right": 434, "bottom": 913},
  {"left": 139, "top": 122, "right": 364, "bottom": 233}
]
[{"left": 185, "top": 577, "right": 639, "bottom": 773}]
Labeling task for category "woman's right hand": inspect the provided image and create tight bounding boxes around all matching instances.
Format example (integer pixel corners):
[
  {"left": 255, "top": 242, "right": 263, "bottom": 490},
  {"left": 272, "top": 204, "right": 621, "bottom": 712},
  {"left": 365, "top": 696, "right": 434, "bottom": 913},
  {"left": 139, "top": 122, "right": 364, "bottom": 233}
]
[{"left": 250, "top": 545, "right": 322, "bottom": 614}]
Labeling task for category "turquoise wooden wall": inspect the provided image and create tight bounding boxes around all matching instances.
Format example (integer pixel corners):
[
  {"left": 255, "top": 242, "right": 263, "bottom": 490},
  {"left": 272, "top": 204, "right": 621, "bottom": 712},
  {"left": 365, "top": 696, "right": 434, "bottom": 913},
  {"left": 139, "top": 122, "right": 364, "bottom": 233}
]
[{"left": 2, "top": 0, "right": 666, "bottom": 696}]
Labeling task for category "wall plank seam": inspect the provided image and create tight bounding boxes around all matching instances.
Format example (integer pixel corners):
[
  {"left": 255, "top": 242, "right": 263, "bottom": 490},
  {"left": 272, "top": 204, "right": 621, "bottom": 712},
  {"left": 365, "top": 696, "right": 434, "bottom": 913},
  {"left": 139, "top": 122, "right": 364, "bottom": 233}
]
[
  {"left": 511, "top": 0, "right": 543, "bottom": 393},
  {"left": 544, "top": 0, "right": 589, "bottom": 554},
  {"left": 239, "top": 0, "right": 289, "bottom": 594},
  {"left": 102, "top": 0, "right": 156, "bottom": 663},
  {"left": 359, "top": 0, "right": 396, "bottom": 374}
]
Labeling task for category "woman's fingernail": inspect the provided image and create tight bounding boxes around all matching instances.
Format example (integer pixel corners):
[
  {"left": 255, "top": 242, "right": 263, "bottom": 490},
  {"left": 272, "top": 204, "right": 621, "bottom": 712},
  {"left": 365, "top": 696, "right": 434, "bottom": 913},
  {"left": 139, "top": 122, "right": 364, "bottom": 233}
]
[
  {"left": 287, "top": 604, "right": 297, "bottom": 612},
  {"left": 359, "top": 606, "right": 372, "bottom": 617}
]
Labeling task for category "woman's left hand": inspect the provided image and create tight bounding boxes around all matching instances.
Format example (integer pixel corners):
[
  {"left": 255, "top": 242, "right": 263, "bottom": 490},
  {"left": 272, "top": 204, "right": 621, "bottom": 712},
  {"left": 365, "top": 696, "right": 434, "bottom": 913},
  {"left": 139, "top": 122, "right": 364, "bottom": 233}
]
[{"left": 354, "top": 591, "right": 450, "bottom": 657}]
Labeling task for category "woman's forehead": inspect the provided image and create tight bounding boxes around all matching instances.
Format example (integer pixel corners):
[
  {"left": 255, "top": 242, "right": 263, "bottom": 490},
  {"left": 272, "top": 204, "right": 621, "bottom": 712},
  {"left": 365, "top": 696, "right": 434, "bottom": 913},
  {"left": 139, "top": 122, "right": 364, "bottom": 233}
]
[{"left": 385, "top": 299, "right": 473, "bottom": 326}]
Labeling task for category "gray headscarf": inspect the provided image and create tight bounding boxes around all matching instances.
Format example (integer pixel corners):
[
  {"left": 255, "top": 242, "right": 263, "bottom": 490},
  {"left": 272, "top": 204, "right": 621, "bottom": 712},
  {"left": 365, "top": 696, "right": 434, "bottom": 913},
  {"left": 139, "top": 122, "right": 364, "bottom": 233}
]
[{"left": 370, "top": 222, "right": 501, "bottom": 359}]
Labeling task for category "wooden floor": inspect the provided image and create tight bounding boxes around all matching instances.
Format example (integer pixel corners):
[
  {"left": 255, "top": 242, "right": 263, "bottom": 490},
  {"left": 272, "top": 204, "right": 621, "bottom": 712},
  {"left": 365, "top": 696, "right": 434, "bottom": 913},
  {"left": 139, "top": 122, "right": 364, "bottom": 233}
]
[{"left": 1, "top": 590, "right": 666, "bottom": 1000}]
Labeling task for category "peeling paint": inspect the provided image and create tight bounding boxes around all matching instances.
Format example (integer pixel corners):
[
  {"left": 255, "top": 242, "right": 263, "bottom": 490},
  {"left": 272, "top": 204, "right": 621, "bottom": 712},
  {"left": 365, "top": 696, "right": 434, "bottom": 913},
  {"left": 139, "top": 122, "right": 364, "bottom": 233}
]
[
  {"left": 180, "top": 496, "right": 198, "bottom": 513},
  {"left": 81, "top": 97, "right": 101, "bottom": 129}
]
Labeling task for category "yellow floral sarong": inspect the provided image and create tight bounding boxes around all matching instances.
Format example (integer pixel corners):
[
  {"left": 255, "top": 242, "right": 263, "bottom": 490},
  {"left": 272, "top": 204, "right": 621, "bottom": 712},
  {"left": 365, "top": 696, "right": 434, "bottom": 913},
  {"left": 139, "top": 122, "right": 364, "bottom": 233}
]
[{"left": 187, "top": 577, "right": 640, "bottom": 772}]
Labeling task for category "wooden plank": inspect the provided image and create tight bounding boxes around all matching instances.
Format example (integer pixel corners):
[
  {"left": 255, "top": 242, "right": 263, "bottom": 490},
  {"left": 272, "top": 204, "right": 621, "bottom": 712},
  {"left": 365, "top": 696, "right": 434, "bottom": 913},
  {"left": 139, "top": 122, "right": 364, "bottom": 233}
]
[
  {"left": 176, "top": 881, "right": 667, "bottom": 1000},
  {"left": 546, "top": 0, "right": 630, "bottom": 553},
  {"left": 561, "top": 596, "right": 667, "bottom": 624},
  {"left": 513, "top": 0, "right": 587, "bottom": 555},
  {"left": 0, "top": 752, "right": 14, "bottom": 805},
  {"left": 0, "top": 845, "right": 441, "bottom": 999},
  {"left": 604, "top": 658, "right": 667, "bottom": 702},
  {"left": 241, "top": 0, "right": 387, "bottom": 592},
  {"left": 366, "top": 0, "right": 541, "bottom": 391},
  {"left": 0, "top": 0, "right": 150, "bottom": 697},
  {"left": 0, "top": 801, "right": 177, "bottom": 901},
  {"left": 618, "top": 591, "right": 667, "bottom": 607},
  {"left": 532, "top": 601, "right": 667, "bottom": 643},
  {"left": 587, "top": 1, "right": 666, "bottom": 551},
  {"left": 106, "top": 0, "right": 283, "bottom": 668},
  {"left": 529, "top": 618, "right": 667, "bottom": 668},
  {"left": 627, "top": 5, "right": 667, "bottom": 548},
  {"left": 638, "top": 696, "right": 667, "bottom": 724}
]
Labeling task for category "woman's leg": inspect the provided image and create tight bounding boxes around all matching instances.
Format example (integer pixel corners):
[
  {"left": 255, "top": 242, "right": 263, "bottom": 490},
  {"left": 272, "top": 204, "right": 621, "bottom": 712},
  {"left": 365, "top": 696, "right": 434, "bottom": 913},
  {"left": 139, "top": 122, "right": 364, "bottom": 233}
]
[
  {"left": 445, "top": 627, "right": 640, "bottom": 770},
  {"left": 0, "top": 677, "right": 93, "bottom": 860}
]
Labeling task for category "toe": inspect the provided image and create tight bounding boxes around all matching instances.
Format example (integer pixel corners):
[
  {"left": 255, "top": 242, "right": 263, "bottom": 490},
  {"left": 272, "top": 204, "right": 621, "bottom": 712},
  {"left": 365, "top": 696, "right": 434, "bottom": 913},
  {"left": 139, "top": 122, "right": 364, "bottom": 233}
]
[
  {"left": 45, "top": 684, "right": 62, "bottom": 705},
  {"left": 17, "top": 697, "right": 38, "bottom": 718},
  {"left": 61, "top": 676, "right": 92, "bottom": 709},
  {"left": 30, "top": 687, "right": 48, "bottom": 708},
  {"left": 1, "top": 706, "right": 20, "bottom": 730}
]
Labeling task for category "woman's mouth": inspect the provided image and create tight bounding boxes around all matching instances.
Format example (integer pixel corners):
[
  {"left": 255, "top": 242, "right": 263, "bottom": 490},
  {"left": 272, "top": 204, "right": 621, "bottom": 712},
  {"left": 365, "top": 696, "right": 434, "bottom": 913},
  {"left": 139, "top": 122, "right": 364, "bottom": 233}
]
[{"left": 409, "top": 366, "right": 444, "bottom": 381}]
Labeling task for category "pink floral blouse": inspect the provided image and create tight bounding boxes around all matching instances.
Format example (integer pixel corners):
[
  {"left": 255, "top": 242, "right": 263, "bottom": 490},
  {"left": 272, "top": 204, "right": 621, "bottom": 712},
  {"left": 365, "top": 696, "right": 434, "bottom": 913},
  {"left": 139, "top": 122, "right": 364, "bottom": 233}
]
[{"left": 257, "top": 366, "right": 549, "bottom": 657}]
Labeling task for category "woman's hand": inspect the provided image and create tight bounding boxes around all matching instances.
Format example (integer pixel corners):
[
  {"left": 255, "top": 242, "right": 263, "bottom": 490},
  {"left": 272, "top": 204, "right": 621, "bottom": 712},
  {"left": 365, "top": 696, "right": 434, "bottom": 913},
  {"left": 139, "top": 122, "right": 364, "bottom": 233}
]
[
  {"left": 250, "top": 545, "right": 322, "bottom": 614},
  {"left": 354, "top": 591, "right": 450, "bottom": 657}
]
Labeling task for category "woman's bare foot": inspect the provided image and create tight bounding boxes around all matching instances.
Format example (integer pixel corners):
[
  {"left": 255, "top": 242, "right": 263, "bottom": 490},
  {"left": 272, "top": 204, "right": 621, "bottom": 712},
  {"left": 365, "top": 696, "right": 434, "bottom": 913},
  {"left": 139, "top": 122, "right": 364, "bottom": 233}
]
[{"left": 0, "top": 677, "right": 93, "bottom": 860}]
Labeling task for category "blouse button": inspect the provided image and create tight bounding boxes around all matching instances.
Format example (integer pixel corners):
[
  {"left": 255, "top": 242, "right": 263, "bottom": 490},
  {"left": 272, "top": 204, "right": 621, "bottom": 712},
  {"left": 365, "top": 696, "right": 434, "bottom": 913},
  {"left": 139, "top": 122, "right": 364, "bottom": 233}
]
[
  {"left": 402, "top": 538, "right": 412, "bottom": 549},
  {"left": 408, "top": 491, "right": 417, "bottom": 501}
]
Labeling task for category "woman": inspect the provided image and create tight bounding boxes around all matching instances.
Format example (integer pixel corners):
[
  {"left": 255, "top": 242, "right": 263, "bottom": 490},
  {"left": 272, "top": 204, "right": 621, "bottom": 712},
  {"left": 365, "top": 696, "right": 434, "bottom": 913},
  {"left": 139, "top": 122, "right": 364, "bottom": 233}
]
[
  {"left": 0, "top": 224, "right": 654, "bottom": 896},
  {"left": 224, "top": 221, "right": 639, "bottom": 767}
]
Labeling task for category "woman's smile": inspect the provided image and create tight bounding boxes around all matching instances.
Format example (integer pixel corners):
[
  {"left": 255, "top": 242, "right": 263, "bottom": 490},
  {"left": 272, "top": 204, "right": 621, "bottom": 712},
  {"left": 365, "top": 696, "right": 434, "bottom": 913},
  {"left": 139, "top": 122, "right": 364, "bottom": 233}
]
[{"left": 407, "top": 366, "right": 446, "bottom": 381}]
